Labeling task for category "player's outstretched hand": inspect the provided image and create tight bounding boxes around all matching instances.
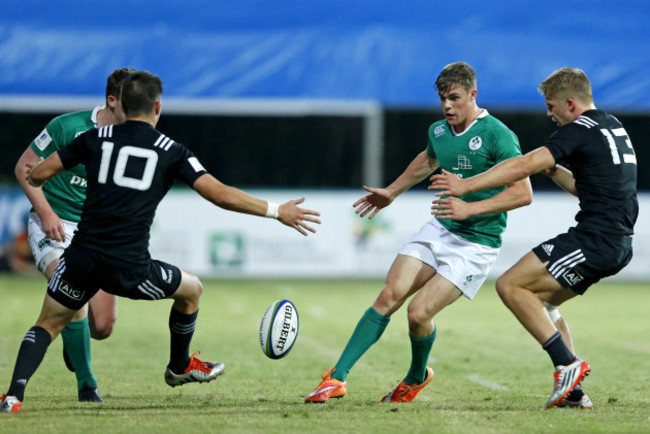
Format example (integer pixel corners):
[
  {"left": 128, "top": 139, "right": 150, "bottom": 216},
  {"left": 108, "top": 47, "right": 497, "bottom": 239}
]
[
  {"left": 429, "top": 169, "right": 467, "bottom": 197},
  {"left": 353, "top": 186, "right": 393, "bottom": 220},
  {"left": 431, "top": 196, "right": 472, "bottom": 221},
  {"left": 278, "top": 197, "right": 321, "bottom": 236}
]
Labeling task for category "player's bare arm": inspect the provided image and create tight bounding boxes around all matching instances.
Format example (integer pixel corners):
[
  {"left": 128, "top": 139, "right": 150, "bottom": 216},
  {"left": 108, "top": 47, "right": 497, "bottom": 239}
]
[
  {"left": 429, "top": 146, "right": 555, "bottom": 196},
  {"left": 16, "top": 146, "right": 66, "bottom": 242},
  {"left": 432, "top": 177, "right": 532, "bottom": 220},
  {"left": 26, "top": 152, "right": 65, "bottom": 188},
  {"left": 542, "top": 164, "right": 577, "bottom": 196},
  {"left": 192, "top": 173, "right": 321, "bottom": 236},
  {"left": 354, "top": 151, "right": 439, "bottom": 219}
]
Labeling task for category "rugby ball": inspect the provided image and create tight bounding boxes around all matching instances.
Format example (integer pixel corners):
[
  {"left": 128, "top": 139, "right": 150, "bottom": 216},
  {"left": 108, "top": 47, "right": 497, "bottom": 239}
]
[{"left": 259, "top": 299, "right": 299, "bottom": 359}]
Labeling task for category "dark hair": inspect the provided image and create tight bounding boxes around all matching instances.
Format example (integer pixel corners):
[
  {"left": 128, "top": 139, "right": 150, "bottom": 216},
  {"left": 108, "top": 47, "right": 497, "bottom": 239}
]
[
  {"left": 105, "top": 67, "right": 135, "bottom": 101},
  {"left": 434, "top": 62, "right": 477, "bottom": 94},
  {"left": 120, "top": 70, "right": 163, "bottom": 117}
]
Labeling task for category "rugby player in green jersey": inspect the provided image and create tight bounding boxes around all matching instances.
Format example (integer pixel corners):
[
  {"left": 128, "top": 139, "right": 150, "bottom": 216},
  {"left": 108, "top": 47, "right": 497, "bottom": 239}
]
[
  {"left": 306, "top": 62, "right": 533, "bottom": 403},
  {"left": 13, "top": 68, "right": 134, "bottom": 402}
]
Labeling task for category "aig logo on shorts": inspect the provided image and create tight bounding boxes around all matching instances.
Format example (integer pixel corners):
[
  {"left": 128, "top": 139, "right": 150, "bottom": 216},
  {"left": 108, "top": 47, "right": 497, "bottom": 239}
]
[
  {"left": 562, "top": 269, "right": 584, "bottom": 286},
  {"left": 53, "top": 279, "right": 86, "bottom": 301},
  {"left": 468, "top": 136, "right": 482, "bottom": 150}
]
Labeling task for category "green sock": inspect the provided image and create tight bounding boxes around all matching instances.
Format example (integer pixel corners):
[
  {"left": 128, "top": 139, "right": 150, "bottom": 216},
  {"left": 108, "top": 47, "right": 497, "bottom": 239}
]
[
  {"left": 332, "top": 307, "right": 390, "bottom": 382},
  {"left": 404, "top": 325, "right": 437, "bottom": 385},
  {"left": 61, "top": 317, "right": 98, "bottom": 390}
]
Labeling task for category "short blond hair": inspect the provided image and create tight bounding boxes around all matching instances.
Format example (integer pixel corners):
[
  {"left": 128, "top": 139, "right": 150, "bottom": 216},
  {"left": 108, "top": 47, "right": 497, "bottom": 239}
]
[{"left": 538, "top": 67, "right": 593, "bottom": 105}]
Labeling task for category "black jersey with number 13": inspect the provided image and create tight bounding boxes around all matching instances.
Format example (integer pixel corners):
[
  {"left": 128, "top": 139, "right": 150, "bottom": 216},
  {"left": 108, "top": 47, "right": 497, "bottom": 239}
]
[
  {"left": 58, "top": 120, "right": 208, "bottom": 268},
  {"left": 543, "top": 109, "right": 638, "bottom": 236}
]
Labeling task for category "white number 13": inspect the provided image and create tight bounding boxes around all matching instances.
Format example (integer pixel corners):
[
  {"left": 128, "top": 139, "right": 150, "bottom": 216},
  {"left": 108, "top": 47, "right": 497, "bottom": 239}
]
[
  {"left": 601, "top": 128, "right": 637, "bottom": 165},
  {"left": 98, "top": 141, "right": 159, "bottom": 191}
]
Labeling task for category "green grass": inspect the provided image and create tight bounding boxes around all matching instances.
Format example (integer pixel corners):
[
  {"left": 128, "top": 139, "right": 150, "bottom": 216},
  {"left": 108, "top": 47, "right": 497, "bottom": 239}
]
[{"left": 0, "top": 275, "right": 648, "bottom": 433}]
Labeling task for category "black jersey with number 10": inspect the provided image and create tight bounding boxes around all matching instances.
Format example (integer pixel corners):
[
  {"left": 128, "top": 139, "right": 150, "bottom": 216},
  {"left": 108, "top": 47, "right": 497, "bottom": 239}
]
[
  {"left": 57, "top": 120, "right": 208, "bottom": 268},
  {"left": 544, "top": 109, "right": 638, "bottom": 236}
]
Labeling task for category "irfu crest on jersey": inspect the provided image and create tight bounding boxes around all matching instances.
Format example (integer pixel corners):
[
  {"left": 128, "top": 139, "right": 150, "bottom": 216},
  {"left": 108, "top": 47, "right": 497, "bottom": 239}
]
[{"left": 468, "top": 136, "right": 482, "bottom": 150}]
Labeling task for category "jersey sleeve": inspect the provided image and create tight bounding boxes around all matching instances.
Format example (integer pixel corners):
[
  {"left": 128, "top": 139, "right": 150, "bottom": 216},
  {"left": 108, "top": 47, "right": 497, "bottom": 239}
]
[
  {"left": 426, "top": 124, "right": 437, "bottom": 158},
  {"left": 29, "top": 117, "right": 65, "bottom": 158},
  {"left": 173, "top": 145, "right": 208, "bottom": 186},
  {"left": 58, "top": 132, "right": 92, "bottom": 170},
  {"left": 543, "top": 124, "right": 582, "bottom": 163},
  {"left": 491, "top": 126, "right": 522, "bottom": 163}
]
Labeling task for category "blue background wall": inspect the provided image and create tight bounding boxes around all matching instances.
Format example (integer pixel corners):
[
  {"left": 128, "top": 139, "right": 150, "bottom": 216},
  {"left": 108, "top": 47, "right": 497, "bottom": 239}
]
[{"left": 2, "top": 0, "right": 649, "bottom": 110}]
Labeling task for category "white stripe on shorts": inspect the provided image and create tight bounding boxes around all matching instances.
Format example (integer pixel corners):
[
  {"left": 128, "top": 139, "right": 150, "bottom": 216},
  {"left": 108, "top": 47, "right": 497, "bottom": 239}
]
[
  {"left": 49, "top": 257, "right": 66, "bottom": 293},
  {"left": 548, "top": 249, "right": 585, "bottom": 278},
  {"left": 137, "top": 279, "right": 166, "bottom": 299}
]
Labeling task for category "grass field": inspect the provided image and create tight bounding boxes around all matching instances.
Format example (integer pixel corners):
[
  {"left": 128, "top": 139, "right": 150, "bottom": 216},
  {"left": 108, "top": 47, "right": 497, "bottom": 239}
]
[{"left": 0, "top": 275, "right": 648, "bottom": 433}]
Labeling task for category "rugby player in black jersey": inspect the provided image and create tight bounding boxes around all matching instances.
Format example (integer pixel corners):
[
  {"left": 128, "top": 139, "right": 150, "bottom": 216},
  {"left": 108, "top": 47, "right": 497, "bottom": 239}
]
[
  {"left": 429, "top": 67, "right": 638, "bottom": 409},
  {"left": 1, "top": 70, "right": 321, "bottom": 413}
]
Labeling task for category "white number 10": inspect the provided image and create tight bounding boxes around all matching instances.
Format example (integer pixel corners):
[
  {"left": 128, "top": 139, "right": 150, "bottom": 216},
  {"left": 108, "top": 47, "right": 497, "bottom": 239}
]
[{"left": 98, "top": 141, "right": 159, "bottom": 191}]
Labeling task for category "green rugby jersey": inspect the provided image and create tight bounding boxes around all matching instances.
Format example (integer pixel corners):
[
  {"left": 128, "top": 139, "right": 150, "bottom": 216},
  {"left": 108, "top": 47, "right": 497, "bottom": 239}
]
[
  {"left": 29, "top": 106, "right": 101, "bottom": 222},
  {"left": 426, "top": 111, "right": 522, "bottom": 247}
]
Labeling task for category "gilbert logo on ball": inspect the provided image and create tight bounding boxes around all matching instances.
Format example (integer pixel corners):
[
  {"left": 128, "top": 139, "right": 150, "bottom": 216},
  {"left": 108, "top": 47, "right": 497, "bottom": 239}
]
[{"left": 259, "top": 300, "right": 299, "bottom": 359}]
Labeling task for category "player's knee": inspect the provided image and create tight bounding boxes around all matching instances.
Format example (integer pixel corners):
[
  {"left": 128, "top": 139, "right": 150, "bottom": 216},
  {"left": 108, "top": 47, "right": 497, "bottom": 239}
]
[
  {"left": 176, "top": 272, "right": 203, "bottom": 305},
  {"left": 495, "top": 275, "right": 513, "bottom": 300},
  {"left": 90, "top": 318, "right": 115, "bottom": 340},
  {"left": 189, "top": 274, "right": 203, "bottom": 300},
  {"left": 374, "top": 284, "right": 405, "bottom": 313},
  {"left": 406, "top": 303, "right": 430, "bottom": 328},
  {"left": 91, "top": 326, "right": 112, "bottom": 340}
]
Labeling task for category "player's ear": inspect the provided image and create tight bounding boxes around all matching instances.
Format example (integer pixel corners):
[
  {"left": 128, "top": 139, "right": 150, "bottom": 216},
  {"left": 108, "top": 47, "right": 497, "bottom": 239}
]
[
  {"left": 154, "top": 100, "right": 162, "bottom": 116},
  {"left": 106, "top": 94, "right": 118, "bottom": 109},
  {"left": 566, "top": 97, "right": 577, "bottom": 112}
]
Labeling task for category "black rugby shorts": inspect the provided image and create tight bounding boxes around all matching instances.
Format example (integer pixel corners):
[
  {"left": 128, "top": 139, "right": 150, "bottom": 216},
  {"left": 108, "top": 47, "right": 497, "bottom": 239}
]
[
  {"left": 532, "top": 227, "right": 633, "bottom": 294},
  {"left": 47, "top": 243, "right": 182, "bottom": 310}
]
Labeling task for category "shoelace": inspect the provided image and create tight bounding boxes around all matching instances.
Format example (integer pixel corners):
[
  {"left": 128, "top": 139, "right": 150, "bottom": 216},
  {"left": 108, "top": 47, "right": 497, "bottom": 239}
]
[
  {"left": 186, "top": 351, "right": 213, "bottom": 374},
  {"left": 392, "top": 382, "right": 417, "bottom": 401}
]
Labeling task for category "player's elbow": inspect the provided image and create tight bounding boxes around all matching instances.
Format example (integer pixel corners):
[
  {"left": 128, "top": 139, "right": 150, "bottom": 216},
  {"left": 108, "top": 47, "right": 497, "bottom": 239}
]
[
  {"left": 14, "top": 157, "right": 28, "bottom": 182},
  {"left": 510, "top": 179, "right": 533, "bottom": 207},
  {"left": 520, "top": 188, "right": 533, "bottom": 206},
  {"left": 14, "top": 163, "right": 21, "bottom": 181}
]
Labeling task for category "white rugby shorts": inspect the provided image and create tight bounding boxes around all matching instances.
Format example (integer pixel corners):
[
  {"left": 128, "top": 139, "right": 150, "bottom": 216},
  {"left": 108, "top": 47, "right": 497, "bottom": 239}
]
[
  {"left": 398, "top": 218, "right": 499, "bottom": 299},
  {"left": 27, "top": 211, "right": 78, "bottom": 273}
]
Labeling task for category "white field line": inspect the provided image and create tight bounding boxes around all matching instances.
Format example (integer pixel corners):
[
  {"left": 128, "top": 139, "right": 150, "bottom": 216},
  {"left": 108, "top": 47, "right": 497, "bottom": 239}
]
[{"left": 466, "top": 374, "right": 509, "bottom": 391}]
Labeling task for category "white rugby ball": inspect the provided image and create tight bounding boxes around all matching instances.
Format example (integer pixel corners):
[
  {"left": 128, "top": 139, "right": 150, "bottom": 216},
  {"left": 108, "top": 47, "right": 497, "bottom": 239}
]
[{"left": 259, "top": 299, "right": 299, "bottom": 359}]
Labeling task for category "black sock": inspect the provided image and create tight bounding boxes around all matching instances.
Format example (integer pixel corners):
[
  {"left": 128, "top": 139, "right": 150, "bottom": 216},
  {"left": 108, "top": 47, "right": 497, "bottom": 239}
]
[
  {"left": 7, "top": 327, "right": 52, "bottom": 401},
  {"left": 168, "top": 308, "right": 198, "bottom": 374},
  {"left": 542, "top": 331, "right": 574, "bottom": 367},
  {"left": 567, "top": 383, "right": 584, "bottom": 401}
]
